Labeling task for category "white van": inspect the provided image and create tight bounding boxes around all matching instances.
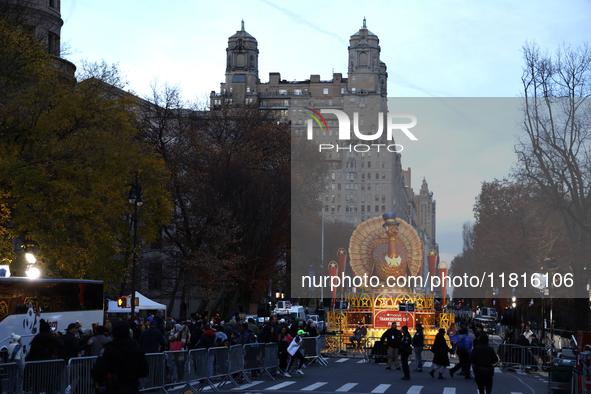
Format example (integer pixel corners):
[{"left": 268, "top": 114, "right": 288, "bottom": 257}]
[{"left": 274, "top": 302, "right": 307, "bottom": 323}]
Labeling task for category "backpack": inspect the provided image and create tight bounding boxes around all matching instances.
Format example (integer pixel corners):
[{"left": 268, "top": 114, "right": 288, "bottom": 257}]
[{"left": 10, "top": 344, "right": 20, "bottom": 361}]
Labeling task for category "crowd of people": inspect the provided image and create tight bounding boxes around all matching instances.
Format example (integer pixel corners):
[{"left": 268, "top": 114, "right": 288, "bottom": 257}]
[{"left": 6, "top": 311, "right": 321, "bottom": 392}]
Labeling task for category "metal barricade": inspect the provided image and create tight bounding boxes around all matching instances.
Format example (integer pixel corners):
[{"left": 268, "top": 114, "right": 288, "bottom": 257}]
[
  {"left": 23, "top": 359, "right": 67, "bottom": 394},
  {"left": 183, "top": 348, "right": 210, "bottom": 393},
  {"left": 67, "top": 356, "right": 98, "bottom": 394},
  {"left": 164, "top": 350, "right": 188, "bottom": 387},
  {"left": 302, "top": 337, "right": 328, "bottom": 366},
  {"left": 0, "top": 362, "right": 21, "bottom": 394},
  {"left": 497, "top": 343, "right": 524, "bottom": 372},
  {"left": 243, "top": 342, "right": 264, "bottom": 378},
  {"left": 139, "top": 353, "right": 167, "bottom": 393},
  {"left": 228, "top": 345, "right": 249, "bottom": 385},
  {"left": 522, "top": 345, "right": 545, "bottom": 371},
  {"left": 261, "top": 342, "right": 278, "bottom": 380}
]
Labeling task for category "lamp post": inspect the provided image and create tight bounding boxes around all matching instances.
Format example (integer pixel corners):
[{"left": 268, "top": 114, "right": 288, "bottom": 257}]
[{"left": 128, "top": 172, "right": 143, "bottom": 320}]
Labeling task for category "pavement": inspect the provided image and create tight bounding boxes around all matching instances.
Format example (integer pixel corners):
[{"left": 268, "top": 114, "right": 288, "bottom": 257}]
[{"left": 168, "top": 351, "right": 549, "bottom": 394}]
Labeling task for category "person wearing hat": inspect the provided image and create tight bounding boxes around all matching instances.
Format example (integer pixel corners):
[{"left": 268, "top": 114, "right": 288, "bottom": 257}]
[
  {"left": 450, "top": 327, "right": 473, "bottom": 379},
  {"left": 349, "top": 322, "right": 367, "bottom": 351},
  {"left": 63, "top": 322, "right": 93, "bottom": 362},
  {"left": 7, "top": 333, "right": 24, "bottom": 392},
  {"left": 429, "top": 328, "right": 452, "bottom": 379},
  {"left": 285, "top": 329, "right": 306, "bottom": 377},
  {"left": 412, "top": 324, "right": 425, "bottom": 372},
  {"left": 469, "top": 333, "right": 498, "bottom": 394},
  {"left": 92, "top": 321, "right": 148, "bottom": 393},
  {"left": 399, "top": 326, "right": 413, "bottom": 380},
  {"left": 138, "top": 319, "right": 166, "bottom": 354}
]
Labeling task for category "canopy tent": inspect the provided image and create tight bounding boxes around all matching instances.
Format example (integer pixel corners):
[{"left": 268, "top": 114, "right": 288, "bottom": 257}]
[{"left": 106, "top": 291, "right": 166, "bottom": 314}]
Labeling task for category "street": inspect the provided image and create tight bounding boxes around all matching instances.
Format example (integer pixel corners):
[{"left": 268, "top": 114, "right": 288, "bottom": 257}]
[{"left": 175, "top": 353, "right": 548, "bottom": 394}]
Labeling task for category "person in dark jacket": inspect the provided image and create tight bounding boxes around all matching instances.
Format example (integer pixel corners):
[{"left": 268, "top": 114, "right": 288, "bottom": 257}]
[
  {"left": 26, "top": 319, "right": 64, "bottom": 361},
  {"left": 91, "top": 320, "right": 148, "bottom": 394},
  {"left": 138, "top": 320, "right": 166, "bottom": 354},
  {"left": 469, "top": 334, "right": 498, "bottom": 394},
  {"left": 380, "top": 322, "right": 402, "bottom": 370},
  {"left": 429, "top": 328, "right": 452, "bottom": 380},
  {"left": 240, "top": 322, "right": 254, "bottom": 345},
  {"left": 412, "top": 323, "right": 425, "bottom": 372},
  {"left": 196, "top": 324, "right": 216, "bottom": 349},
  {"left": 62, "top": 323, "right": 93, "bottom": 362},
  {"left": 399, "top": 326, "right": 413, "bottom": 380}
]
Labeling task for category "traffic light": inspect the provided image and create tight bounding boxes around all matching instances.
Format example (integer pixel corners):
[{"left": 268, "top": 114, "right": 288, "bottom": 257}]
[{"left": 117, "top": 296, "right": 128, "bottom": 308}]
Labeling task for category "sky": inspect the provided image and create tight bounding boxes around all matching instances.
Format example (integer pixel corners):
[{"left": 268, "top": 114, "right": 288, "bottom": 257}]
[{"left": 61, "top": 0, "right": 590, "bottom": 271}]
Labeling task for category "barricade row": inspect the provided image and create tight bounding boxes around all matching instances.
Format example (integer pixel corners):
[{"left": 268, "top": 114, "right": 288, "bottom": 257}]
[{"left": 0, "top": 339, "right": 316, "bottom": 394}]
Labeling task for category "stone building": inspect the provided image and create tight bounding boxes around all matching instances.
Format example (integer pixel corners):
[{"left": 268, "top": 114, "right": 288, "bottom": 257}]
[
  {"left": 211, "top": 19, "right": 427, "bottom": 228},
  {"left": 4, "top": 0, "right": 76, "bottom": 77}
]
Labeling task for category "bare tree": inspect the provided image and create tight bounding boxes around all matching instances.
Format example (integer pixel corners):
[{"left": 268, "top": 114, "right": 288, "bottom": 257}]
[{"left": 516, "top": 41, "right": 591, "bottom": 330}]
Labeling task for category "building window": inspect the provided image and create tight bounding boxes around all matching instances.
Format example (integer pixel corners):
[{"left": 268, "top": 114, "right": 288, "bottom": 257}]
[
  {"left": 382, "top": 173, "right": 386, "bottom": 179},
  {"left": 382, "top": 184, "right": 386, "bottom": 191},
  {"left": 331, "top": 205, "right": 335, "bottom": 212},
  {"left": 323, "top": 88, "right": 329, "bottom": 95},
  {"left": 338, "top": 184, "right": 341, "bottom": 190},
  {"left": 352, "top": 88, "right": 356, "bottom": 93},
  {"left": 246, "top": 87, "right": 250, "bottom": 93},
  {"left": 375, "top": 173, "right": 379, "bottom": 180},
  {"left": 382, "top": 205, "right": 386, "bottom": 212},
  {"left": 295, "top": 89, "right": 302, "bottom": 95},
  {"left": 325, "top": 205, "right": 329, "bottom": 212},
  {"left": 375, "top": 195, "right": 379, "bottom": 202},
  {"left": 382, "top": 195, "right": 386, "bottom": 203},
  {"left": 375, "top": 205, "right": 379, "bottom": 212},
  {"left": 341, "top": 88, "right": 345, "bottom": 94},
  {"left": 368, "top": 162, "right": 371, "bottom": 168},
  {"left": 279, "top": 89, "right": 287, "bottom": 95}
]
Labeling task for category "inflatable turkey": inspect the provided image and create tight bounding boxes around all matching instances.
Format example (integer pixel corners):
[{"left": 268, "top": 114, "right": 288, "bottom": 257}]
[{"left": 348, "top": 212, "right": 422, "bottom": 284}]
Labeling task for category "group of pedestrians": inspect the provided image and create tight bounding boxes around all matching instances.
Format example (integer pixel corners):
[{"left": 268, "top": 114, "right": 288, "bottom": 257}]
[{"left": 379, "top": 322, "right": 424, "bottom": 380}]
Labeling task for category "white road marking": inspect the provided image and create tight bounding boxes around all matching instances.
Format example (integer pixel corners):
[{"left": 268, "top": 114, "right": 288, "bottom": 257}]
[
  {"left": 264, "top": 381, "right": 297, "bottom": 390},
  {"left": 335, "top": 383, "right": 359, "bottom": 392},
  {"left": 301, "top": 382, "right": 328, "bottom": 391},
  {"left": 231, "top": 381, "right": 264, "bottom": 390},
  {"left": 371, "top": 384, "right": 391, "bottom": 393}
]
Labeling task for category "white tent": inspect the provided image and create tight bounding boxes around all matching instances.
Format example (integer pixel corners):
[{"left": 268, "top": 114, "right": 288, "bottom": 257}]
[{"left": 106, "top": 291, "right": 166, "bottom": 314}]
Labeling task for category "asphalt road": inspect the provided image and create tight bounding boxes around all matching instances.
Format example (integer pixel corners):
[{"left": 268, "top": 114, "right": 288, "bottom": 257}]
[{"left": 170, "top": 351, "right": 548, "bottom": 394}]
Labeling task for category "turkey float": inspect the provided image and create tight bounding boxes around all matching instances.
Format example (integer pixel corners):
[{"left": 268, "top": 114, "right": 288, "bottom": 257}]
[{"left": 348, "top": 212, "right": 422, "bottom": 286}]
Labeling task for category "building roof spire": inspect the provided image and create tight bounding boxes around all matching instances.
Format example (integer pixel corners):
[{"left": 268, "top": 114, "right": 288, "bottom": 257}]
[
  {"left": 241, "top": 19, "right": 244, "bottom": 31},
  {"left": 363, "top": 17, "right": 366, "bottom": 29}
]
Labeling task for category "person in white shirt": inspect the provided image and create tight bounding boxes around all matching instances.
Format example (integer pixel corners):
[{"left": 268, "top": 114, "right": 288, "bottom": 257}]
[
  {"left": 284, "top": 330, "right": 306, "bottom": 377},
  {"left": 7, "top": 333, "right": 24, "bottom": 392},
  {"left": 523, "top": 326, "right": 533, "bottom": 343}
]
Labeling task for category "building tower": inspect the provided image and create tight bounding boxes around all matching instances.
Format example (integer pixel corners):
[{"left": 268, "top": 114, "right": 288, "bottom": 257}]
[{"left": 221, "top": 20, "right": 259, "bottom": 105}]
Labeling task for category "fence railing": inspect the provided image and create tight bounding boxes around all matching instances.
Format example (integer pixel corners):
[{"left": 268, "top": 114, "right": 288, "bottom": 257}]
[{"left": 0, "top": 339, "right": 316, "bottom": 394}]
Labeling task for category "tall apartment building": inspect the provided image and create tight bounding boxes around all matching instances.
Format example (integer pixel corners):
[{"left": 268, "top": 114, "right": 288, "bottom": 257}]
[
  {"left": 211, "top": 19, "right": 427, "bottom": 227},
  {"left": 416, "top": 178, "right": 436, "bottom": 244}
]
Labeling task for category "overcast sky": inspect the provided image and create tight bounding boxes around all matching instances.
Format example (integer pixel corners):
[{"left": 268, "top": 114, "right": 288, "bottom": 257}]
[{"left": 61, "top": 0, "right": 590, "bottom": 271}]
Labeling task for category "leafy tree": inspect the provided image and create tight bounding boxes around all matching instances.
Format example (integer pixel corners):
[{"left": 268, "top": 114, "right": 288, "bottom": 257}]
[
  {"left": 137, "top": 85, "right": 292, "bottom": 318},
  {"left": 0, "top": 12, "right": 170, "bottom": 284}
]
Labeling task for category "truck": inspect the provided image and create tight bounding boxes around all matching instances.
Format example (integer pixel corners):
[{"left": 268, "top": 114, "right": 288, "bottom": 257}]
[{"left": 274, "top": 301, "right": 307, "bottom": 323}]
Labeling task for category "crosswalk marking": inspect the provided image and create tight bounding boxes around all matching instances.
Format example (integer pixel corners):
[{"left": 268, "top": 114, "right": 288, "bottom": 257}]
[
  {"left": 423, "top": 361, "right": 433, "bottom": 368},
  {"left": 442, "top": 388, "right": 455, "bottom": 394},
  {"left": 407, "top": 387, "right": 423, "bottom": 394},
  {"left": 511, "top": 392, "right": 524, "bottom": 394},
  {"left": 231, "top": 381, "right": 264, "bottom": 390},
  {"left": 335, "top": 383, "right": 358, "bottom": 392},
  {"left": 357, "top": 359, "right": 367, "bottom": 363},
  {"left": 336, "top": 358, "right": 350, "bottom": 363},
  {"left": 494, "top": 367, "right": 502, "bottom": 373},
  {"left": 371, "top": 384, "right": 391, "bottom": 393},
  {"left": 264, "top": 381, "right": 297, "bottom": 390},
  {"left": 301, "top": 382, "right": 328, "bottom": 391}
]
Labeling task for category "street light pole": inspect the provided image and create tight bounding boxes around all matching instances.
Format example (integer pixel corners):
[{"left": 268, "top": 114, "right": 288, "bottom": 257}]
[{"left": 129, "top": 172, "right": 143, "bottom": 321}]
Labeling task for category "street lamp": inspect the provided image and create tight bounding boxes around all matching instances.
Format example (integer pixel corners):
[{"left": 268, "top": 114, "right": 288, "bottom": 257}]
[{"left": 129, "top": 172, "right": 143, "bottom": 320}]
